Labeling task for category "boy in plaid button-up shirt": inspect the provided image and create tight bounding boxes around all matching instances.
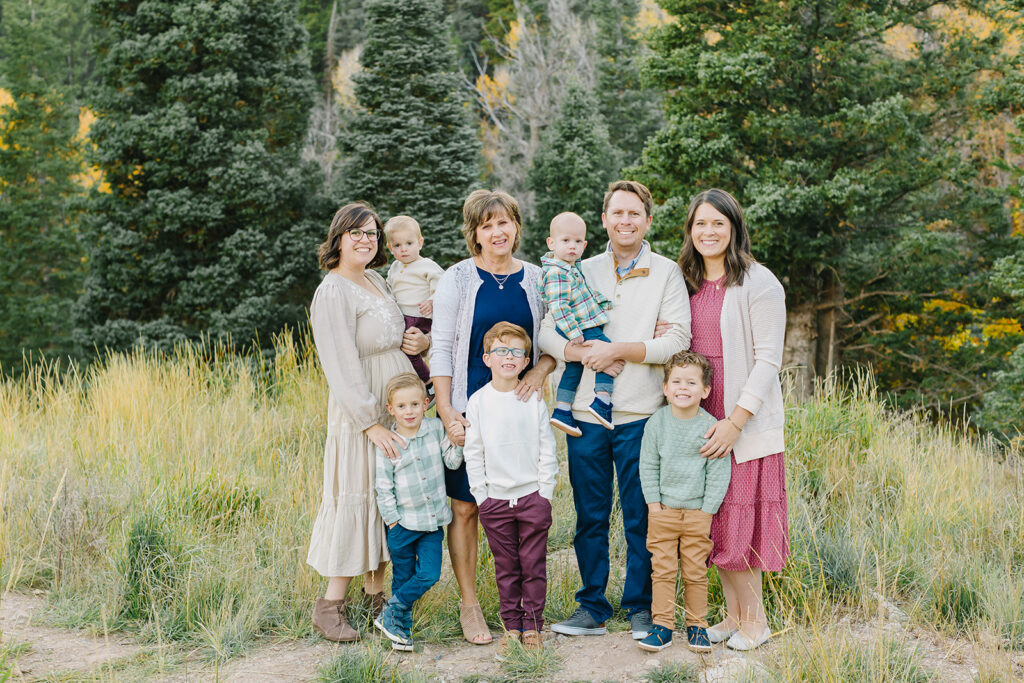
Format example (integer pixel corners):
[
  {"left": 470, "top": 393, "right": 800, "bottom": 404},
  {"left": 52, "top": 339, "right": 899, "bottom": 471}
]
[
  {"left": 374, "top": 373, "right": 462, "bottom": 650},
  {"left": 539, "top": 212, "right": 615, "bottom": 437}
]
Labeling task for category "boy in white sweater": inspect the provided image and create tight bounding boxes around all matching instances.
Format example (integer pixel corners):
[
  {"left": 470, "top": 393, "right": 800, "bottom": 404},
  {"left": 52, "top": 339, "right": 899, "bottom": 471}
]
[
  {"left": 464, "top": 322, "right": 559, "bottom": 656},
  {"left": 384, "top": 215, "right": 444, "bottom": 388}
]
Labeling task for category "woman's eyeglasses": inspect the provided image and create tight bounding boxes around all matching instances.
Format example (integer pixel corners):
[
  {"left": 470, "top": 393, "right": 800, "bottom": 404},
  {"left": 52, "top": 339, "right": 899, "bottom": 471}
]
[
  {"left": 346, "top": 228, "right": 381, "bottom": 241},
  {"left": 488, "top": 347, "right": 527, "bottom": 358}
]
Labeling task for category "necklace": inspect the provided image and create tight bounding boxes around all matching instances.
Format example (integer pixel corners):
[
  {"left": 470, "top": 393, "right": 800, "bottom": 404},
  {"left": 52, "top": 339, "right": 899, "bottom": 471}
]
[
  {"left": 490, "top": 270, "right": 512, "bottom": 289},
  {"left": 479, "top": 256, "right": 515, "bottom": 289}
]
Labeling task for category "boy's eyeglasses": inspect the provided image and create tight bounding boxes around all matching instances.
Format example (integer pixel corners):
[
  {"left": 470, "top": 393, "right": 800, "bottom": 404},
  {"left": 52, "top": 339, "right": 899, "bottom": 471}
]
[
  {"left": 346, "top": 228, "right": 381, "bottom": 241},
  {"left": 488, "top": 347, "right": 527, "bottom": 358}
]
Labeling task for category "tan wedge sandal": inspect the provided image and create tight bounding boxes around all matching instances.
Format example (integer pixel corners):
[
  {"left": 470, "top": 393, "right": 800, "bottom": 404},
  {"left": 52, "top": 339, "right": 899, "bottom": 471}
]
[{"left": 459, "top": 601, "right": 493, "bottom": 645}]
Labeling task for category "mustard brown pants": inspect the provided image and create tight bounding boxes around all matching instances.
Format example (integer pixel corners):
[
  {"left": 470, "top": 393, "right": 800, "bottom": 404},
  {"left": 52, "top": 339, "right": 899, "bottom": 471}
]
[{"left": 646, "top": 506, "right": 713, "bottom": 629}]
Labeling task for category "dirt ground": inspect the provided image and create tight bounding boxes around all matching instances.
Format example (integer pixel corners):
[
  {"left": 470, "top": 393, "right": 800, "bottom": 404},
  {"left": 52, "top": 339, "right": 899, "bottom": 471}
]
[{"left": 1, "top": 591, "right": 1016, "bottom": 682}]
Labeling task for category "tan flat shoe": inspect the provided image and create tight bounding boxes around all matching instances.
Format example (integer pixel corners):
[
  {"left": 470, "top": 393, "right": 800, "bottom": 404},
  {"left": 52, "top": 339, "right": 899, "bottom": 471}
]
[
  {"left": 522, "top": 629, "right": 542, "bottom": 650},
  {"left": 459, "top": 601, "right": 493, "bottom": 645},
  {"left": 312, "top": 597, "right": 359, "bottom": 642}
]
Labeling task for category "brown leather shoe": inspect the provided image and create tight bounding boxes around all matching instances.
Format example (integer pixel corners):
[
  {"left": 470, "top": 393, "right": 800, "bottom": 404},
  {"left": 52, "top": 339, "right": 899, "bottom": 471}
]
[
  {"left": 494, "top": 629, "right": 522, "bottom": 661},
  {"left": 522, "top": 629, "right": 542, "bottom": 650},
  {"left": 362, "top": 591, "right": 387, "bottom": 618},
  {"left": 312, "top": 597, "right": 359, "bottom": 642}
]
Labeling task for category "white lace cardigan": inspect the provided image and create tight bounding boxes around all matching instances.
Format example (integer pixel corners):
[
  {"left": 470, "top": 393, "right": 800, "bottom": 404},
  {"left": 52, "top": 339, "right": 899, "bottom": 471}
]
[{"left": 429, "top": 257, "right": 548, "bottom": 413}]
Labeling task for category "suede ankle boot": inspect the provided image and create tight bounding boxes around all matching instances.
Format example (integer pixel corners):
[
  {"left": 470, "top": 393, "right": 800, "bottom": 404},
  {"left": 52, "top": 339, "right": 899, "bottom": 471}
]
[{"left": 312, "top": 597, "right": 359, "bottom": 642}]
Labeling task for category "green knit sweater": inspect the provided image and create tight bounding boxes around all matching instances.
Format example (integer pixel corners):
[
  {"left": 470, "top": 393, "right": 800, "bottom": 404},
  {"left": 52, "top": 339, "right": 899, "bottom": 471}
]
[{"left": 639, "top": 406, "right": 732, "bottom": 514}]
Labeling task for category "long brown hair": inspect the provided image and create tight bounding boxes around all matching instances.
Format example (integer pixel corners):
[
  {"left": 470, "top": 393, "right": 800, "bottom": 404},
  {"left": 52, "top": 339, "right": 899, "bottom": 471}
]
[
  {"left": 677, "top": 189, "right": 754, "bottom": 293},
  {"left": 318, "top": 202, "right": 387, "bottom": 270}
]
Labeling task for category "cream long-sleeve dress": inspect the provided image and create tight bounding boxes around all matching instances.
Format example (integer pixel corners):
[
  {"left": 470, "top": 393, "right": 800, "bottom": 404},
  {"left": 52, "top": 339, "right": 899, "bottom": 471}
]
[{"left": 306, "top": 270, "right": 413, "bottom": 577}]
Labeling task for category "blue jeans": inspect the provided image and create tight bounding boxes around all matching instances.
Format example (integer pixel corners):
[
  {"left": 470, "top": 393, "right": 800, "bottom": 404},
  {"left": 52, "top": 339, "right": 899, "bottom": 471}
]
[
  {"left": 566, "top": 418, "right": 651, "bottom": 623},
  {"left": 387, "top": 525, "right": 443, "bottom": 610},
  {"left": 556, "top": 326, "right": 614, "bottom": 404}
]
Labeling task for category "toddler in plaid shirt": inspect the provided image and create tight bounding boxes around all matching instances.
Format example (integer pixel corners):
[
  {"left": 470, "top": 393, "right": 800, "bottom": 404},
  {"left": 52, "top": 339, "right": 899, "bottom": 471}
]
[
  {"left": 374, "top": 373, "right": 462, "bottom": 651},
  {"left": 538, "top": 212, "right": 614, "bottom": 437}
]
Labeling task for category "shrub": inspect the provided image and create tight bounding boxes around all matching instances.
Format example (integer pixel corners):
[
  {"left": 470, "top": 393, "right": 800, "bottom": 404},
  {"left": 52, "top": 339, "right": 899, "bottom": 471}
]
[{"left": 118, "top": 515, "right": 180, "bottom": 621}]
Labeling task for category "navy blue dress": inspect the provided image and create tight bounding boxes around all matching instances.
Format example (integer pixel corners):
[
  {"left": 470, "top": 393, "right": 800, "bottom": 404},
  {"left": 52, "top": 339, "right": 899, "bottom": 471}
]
[{"left": 445, "top": 267, "right": 535, "bottom": 503}]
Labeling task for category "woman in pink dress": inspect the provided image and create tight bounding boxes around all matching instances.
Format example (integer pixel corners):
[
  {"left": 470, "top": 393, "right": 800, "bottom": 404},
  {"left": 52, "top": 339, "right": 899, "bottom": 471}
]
[{"left": 676, "top": 188, "right": 788, "bottom": 651}]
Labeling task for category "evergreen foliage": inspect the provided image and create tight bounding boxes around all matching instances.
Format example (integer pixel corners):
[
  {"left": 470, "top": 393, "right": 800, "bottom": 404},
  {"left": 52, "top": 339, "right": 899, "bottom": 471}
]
[
  {"left": 634, "top": 0, "right": 1011, "bottom": 397},
  {"left": 585, "top": 0, "right": 662, "bottom": 170},
  {"left": 0, "top": 0, "right": 84, "bottom": 371},
  {"left": 297, "top": 0, "right": 365, "bottom": 81},
  {"left": 342, "top": 0, "right": 481, "bottom": 266},
  {"left": 526, "top": 82, "right": 617, "bottom": 259},
  {"left": 77, "top": 0, "right": 326, "bottom": 353}
]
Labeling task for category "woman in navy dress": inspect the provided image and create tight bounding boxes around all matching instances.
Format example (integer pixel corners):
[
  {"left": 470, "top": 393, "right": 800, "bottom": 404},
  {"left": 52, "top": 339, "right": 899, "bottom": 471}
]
[{"left": 430, "top": 189, "right": 555, "bottom": 644}]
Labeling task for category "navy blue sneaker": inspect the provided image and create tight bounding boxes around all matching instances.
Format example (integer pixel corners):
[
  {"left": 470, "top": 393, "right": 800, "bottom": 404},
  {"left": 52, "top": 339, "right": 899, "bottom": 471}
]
[
  {"left": 587, "top": 398, "right": 614, "bottom": 430},
  {"left": 686, "top": 625, "right": 712, "bottom": 652},
  {"left": 550, "top": 408, "right": 582, "bottom": 437},
  {"left": 374, "top": 601, "right": 413, "bottom": 651},
  {"left": 637, "top": 624, "right": 673, "bottom": 652}
]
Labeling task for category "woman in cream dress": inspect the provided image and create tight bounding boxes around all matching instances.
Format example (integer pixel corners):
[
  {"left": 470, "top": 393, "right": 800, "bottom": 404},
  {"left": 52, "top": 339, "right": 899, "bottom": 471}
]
[{"left": 307, "top": 202, "right": 429, "bottom": 642}]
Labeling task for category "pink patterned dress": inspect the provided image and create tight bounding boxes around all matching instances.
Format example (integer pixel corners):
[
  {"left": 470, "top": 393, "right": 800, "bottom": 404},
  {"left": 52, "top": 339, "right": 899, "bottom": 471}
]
[{"left": 690, "top": 276, "right": 790, "bottom": 572}]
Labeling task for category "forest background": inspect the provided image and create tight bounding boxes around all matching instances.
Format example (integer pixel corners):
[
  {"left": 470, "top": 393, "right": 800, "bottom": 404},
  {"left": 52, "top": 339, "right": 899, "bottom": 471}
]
[{"left": 1, "top": 0, "right": 1023, "bottom": 444}]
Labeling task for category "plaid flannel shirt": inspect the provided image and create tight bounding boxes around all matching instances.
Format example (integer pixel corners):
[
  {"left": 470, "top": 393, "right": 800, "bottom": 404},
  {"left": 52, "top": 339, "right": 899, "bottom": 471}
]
[
  {"left": 539, "top": 252, "right": 611, "bottom": 340},
  {"left": 375, "top": 417, "right": 463, "bottom": 531}
]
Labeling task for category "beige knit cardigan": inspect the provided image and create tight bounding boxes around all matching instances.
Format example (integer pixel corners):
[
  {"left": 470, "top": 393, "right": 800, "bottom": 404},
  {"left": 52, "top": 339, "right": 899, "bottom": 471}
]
[{"left": 720, "top": 262, "right": 787, "bottom": 463}]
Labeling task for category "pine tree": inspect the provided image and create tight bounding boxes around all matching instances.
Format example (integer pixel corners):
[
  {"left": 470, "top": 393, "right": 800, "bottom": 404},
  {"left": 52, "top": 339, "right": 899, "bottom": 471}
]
[
  {"left": 77, "top": 0, "right": 326, "bottom": 352},
  {"left": 0, "top": 0, "right": 84, "bottom": 371},
  {"left": 342, "top": 0, "right": 481, "bottom": 266},
  {"left": 634, "top": 0, "right": 1009, "bottom": 393},
  {"left": 585, "top": 0, "right": 662, "bottom": 170},
  {"left": 526, "top": 82, "right": 617, "bottom": 259}
]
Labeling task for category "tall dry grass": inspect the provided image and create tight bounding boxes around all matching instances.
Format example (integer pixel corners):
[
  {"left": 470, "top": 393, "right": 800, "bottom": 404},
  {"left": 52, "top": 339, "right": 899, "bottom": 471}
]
[{"left": 2, "top": 337, "right": 1022, "bottom": 678}]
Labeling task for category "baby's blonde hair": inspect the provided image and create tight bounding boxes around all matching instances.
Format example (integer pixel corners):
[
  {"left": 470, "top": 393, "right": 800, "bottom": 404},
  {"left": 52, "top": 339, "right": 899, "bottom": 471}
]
[{"left": 383, "top": 215, "right": 422, "bottom": 241}]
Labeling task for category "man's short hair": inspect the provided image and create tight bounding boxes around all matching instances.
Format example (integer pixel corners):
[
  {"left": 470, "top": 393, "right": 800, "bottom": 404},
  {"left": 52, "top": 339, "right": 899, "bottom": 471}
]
[
  {"left": 384, "top": 372, "right": 428, "bottom": 403},
  {"left": 663, "top": 350, "right": 713, "bottom": 386},
  {"left": 603, "top": 180, "right": 654, "bottom": 218},
  {"left": 482, "top": 321, "right": 532, "bottom": 358}
]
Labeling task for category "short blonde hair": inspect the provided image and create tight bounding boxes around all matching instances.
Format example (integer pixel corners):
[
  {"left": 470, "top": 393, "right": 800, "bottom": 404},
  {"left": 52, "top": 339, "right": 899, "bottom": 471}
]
[
  {"left": 482, "top": 322, "right": 532, "bottom": 358},
  {"left": 603, "top": 180, "right": 653, "bottom": 218},
  {"left": 383, "top": 215, "right": 422, "bottom": 241},
  {"left": 461, "top": 189, "right": 523, "bottom": 256},
  {"left": 384, "top": 372, "right": 428, "bottom": 404}
]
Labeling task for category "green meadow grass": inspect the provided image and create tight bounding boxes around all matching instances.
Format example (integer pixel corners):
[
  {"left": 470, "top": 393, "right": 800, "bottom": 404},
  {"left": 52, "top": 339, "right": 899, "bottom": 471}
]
[{"left": 2, "top": 337, "right": 1022, "bottom": 679}]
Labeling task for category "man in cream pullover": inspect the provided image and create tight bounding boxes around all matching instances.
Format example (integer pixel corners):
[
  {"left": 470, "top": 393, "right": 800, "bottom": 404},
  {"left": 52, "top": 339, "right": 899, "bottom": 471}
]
[{"left": 540, "top": 180, "right": 691, "bottom": 639}]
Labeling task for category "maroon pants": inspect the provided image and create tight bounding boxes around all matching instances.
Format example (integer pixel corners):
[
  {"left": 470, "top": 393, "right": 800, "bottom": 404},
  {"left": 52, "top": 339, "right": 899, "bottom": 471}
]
[
  {"left": 478, "top": 491, "right": 551, "bottom": 632},
  {"left": 403, "top": 315, "right": 432, "bottom": 384}
]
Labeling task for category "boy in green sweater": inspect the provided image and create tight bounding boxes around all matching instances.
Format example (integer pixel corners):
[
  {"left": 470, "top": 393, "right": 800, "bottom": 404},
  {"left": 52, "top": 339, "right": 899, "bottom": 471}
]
[{"left": 637, "top": 351, "right": 731, "bottom": 653}]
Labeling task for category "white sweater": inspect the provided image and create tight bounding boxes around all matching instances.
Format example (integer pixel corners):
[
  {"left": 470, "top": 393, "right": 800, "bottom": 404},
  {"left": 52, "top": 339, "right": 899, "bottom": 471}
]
[
  {"left": 720, "top": 262, "right": 787, "bottom": 463},
  {"left": 538, "top": 244, "right": 692, "bottom": 424},
  {"left": 463, "top": 383, "right": 559, "bottom": 505},
  {"left": 386, "top": 257, "right": 444, "bottom": 317}
]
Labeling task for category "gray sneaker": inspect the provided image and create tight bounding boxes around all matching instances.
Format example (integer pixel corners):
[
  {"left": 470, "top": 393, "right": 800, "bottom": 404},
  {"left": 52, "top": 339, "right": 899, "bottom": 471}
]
[
  {"left": 550, "top": 607, "right": 607, "bottom": 636},
  {"left": 630, "top": 609, "right": 653, "bottom": 640}
]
